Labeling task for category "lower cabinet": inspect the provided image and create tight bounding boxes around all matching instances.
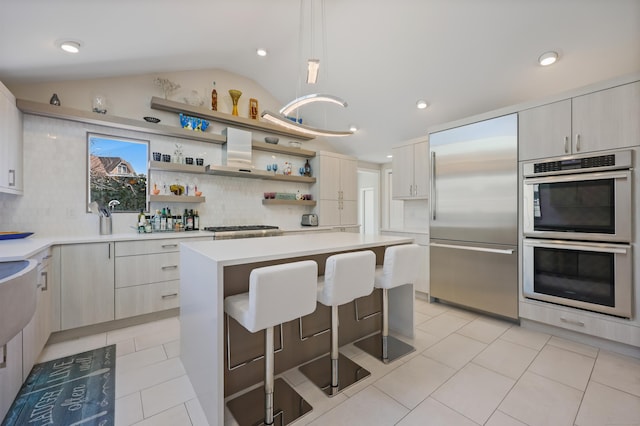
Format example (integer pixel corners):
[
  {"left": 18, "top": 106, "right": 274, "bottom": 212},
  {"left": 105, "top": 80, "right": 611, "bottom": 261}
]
[
  {"left": 22, "top": 248, "right": 53, "bottom": 378},
  {"left": 60, "top": 242, "right": 115, "bottom": 330},
  {"left": 0, "top": 331, "right": 23, "bottom": 422},
  {"left": 114, "top": 237, "right": 210, "bottom": 319}
]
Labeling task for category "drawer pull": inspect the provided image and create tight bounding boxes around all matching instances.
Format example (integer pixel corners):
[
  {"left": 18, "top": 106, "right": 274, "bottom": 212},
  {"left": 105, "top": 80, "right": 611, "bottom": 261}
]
[
  {"left": 161, "top": 293, "right": 178, "bottom": 299},
  {"left": 161, "top": 244, "right": 178, "bottom": 249},
  {"left": 560, "top": 317, "right": 585, "bottom": 327},
  {"left": 161, "top": 265, "right": 178, "bottom": 270}
]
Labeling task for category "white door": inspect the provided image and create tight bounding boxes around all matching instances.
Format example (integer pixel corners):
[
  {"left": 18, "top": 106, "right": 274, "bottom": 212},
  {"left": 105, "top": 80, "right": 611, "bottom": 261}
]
[{"left": 360, "top": 187, "right": 375, "bottom": 234}]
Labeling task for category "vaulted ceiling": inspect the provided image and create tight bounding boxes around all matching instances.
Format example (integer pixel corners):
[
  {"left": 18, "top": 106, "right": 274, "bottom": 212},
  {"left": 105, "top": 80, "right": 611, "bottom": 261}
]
[{"left": 1, "top": 0, "right": 639, "bottom": 162}]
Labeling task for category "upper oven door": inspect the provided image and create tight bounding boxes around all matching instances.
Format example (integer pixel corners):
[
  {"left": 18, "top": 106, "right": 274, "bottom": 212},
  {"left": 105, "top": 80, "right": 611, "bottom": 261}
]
[{"left": 523, "top": 169, "right": 632, "bottom": 242}]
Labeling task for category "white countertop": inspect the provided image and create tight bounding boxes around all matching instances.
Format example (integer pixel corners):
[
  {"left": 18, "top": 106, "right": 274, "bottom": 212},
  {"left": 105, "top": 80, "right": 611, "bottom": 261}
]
[
  {"left": 182, "top": 232, "right": 414, "bottom": 266},
  {"left": 0, "top": 225, "right": 364, "bottom": 261},
  {"left": 0, "top": 231, "right": 213, "bottom": 261},
  {"left": 380, "top": 228, "right": 429, "bottom": 235}
]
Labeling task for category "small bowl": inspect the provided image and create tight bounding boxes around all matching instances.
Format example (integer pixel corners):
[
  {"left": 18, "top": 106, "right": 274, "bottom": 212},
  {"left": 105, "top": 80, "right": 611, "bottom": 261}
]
[
  {"left": 195, "top": 191, "right": 202, "bottom": 197},
  {"left": 144, "top": 116, "right": 161, "bottom": 123},
  {"left": 265, "top": 137, "right": 279, "bottom": 144},
  {"left": 289, "top": 141, "right": 302, "bottom": 148}
]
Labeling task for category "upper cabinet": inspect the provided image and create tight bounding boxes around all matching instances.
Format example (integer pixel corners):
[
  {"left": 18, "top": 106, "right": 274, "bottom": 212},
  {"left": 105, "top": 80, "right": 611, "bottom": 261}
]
[
  {"left": 0, "top": 81, "right": 23, "bottom": 194},
  {"left": 392, "top": 140, "right": 428, "bottom": 199},
  {"left": 313, "top": 151, "right": 358, "bottom": 226},
  {"left": 519, "top": 81, "right": 640, "bottom": 160}
]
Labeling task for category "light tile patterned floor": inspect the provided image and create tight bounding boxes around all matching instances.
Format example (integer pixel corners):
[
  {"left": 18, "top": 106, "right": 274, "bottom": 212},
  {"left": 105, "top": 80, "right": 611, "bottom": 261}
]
[{"left": 38, "top": 299, "right": 640, "bottom": 426}]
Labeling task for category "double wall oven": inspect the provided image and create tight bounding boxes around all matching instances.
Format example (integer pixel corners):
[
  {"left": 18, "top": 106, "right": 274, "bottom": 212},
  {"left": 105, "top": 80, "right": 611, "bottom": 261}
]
[{"left": 522, "top": 149, "right": 634, "bottom": 318}]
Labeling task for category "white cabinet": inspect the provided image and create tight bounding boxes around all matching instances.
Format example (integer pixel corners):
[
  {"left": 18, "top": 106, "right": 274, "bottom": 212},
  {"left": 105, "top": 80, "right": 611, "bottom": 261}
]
[
  {"left": 60, "top": 243, "right": 115, "bottom": 330},
  {"left": 22, "top": 248, "right": 53, "bottom": 378},
  {"left": 0, "top": 80, "right": 23, "bottom": 194},
  {"left": 0, "top": 331, "right": 23, "bottom": 422},
  {"left": 519, "top": 81, "right": 640, "bottom": 160},
  {"left": 314, "top": 152, "right": 358, "bottom": 226},
  {"left": 392, "top": 140, "right": 429, "bottom": 199},
  {"left": 113, "top": 237, "right": 210, "bottom": 319}
]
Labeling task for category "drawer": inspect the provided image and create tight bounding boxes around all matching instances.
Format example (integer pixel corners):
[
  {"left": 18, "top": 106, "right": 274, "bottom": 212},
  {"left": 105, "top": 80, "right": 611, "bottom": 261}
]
[
  {"left": 115, "top": 252, "right": 180, "bottom": 288},
  {"left": 115, "top": 236, "right": 211, "bottom": 257},
  {"left": 520, "top": 300, "right": 640, "bottom": 347},
  {"left": 115, "top": 280, "right": 180, "bottom": 319}
]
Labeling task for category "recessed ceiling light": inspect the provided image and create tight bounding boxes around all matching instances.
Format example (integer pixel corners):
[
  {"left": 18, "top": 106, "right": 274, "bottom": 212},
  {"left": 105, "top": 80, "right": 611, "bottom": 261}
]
[
  {"left": 349, "top": 125, "right": 358, "bottom": 132},
  {"left": 386, "top": 154, "right": 393, "bottom": 159},
  {"left": 538, "top": 51, "right": 558, "bottom": 66},
  {"left": 256, "top": 48, "right": 268, "bottom": 57},
  {"left": 59, "top": 40, "right": 81, "bottom": 53},
  {"left": 416, "top": 100, "right": 428, "bottom": 109}
]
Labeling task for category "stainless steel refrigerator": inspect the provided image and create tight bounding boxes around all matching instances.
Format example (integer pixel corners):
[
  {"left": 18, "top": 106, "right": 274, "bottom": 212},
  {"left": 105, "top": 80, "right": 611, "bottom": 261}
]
[{"left": 429, "top": 113, "right": 518, "bottom": 319}]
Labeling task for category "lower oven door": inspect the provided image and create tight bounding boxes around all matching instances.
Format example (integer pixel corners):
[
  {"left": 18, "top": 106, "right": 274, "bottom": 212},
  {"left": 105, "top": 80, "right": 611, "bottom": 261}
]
[{"left": 523, "top": 238, "right": 632, "bottom": 318}]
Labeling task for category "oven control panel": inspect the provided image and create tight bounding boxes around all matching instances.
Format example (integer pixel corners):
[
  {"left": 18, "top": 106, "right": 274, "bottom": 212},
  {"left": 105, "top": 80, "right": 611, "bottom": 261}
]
[{"left": 524, "top": 150, "right": 632, "bottom": 177}]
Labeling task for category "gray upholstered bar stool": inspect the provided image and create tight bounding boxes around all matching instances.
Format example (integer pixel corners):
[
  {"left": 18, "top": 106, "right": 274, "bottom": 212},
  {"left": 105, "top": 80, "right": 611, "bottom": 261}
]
[
  {"left": 224, "top": 260, "right": 318, "bottom": 426},
  {"left": 299, "top": 250, "right": 376, "bottom": 396},
  {"left": 355, "top": 244, "right": 421, "bottom": 363}
]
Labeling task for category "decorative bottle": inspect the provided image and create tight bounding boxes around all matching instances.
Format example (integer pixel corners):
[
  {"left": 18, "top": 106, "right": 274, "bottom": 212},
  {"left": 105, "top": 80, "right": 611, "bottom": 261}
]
[
  {"left": 304, "top": 159, "right": 312, "bottom": 177},
  {"left": 211, "top": 81, "right": 218, "bottom": 111}
]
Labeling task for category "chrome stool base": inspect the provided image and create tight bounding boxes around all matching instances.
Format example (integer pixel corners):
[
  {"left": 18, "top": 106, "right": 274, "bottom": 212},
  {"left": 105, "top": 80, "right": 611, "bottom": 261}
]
[
  {"left": 354, "top": 333, "right": 415, "bottom": 364},
  {"left": 299, "top": 353, "right": 370, "bottom": 397},
  {"left": 226, "top": 378, "right": 312, "bottom": 426}
]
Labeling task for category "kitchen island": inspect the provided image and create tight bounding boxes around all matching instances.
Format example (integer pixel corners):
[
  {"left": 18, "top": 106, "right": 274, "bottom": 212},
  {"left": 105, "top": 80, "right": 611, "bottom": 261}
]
[{"left": 179, "top": 232, "right": 414, "bottom": 425}]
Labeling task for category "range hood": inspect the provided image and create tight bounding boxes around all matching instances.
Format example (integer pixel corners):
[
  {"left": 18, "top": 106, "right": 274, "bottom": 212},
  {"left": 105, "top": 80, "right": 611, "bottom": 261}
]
[{"left": 207, "top": 127, "right": 272, "bottom": 178}]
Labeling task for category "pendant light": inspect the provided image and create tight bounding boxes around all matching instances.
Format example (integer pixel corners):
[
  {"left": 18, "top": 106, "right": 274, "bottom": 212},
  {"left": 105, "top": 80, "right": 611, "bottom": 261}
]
[{"left": 261, "top": 0, "right": 353, "bottom": 137}]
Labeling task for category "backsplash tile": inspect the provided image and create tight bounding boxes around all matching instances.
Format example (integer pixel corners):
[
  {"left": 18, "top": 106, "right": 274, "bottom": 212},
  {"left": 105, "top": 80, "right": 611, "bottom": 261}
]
[{"left": 0, "top": 115, "right": 315, "bottom": 236}]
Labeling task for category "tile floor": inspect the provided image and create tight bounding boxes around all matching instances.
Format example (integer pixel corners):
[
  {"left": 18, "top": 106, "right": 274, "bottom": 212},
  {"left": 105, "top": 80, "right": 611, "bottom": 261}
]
[{"left": 37, "top": 298, "right": 640, "bottom": 426}]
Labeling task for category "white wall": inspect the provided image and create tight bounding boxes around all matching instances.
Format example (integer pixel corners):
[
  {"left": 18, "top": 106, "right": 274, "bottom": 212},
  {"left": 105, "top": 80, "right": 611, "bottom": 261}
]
[{"left": 0, "top": 69, "right": 341, "bottom": 236}]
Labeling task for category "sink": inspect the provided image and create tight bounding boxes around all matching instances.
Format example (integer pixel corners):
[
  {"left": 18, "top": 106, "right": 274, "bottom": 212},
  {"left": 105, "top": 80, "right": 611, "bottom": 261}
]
[{"left": 0, "top": 259, "right": 37, "bottom": 347}]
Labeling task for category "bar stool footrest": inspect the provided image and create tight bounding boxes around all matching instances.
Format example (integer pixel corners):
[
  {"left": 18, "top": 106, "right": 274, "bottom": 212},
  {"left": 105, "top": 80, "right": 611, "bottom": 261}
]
[
  {"left": 354, "top": 333, "right": 415, "bottom": 364},
  {"left": 226, "top": 378, "right": 312, "bottom": 426},
  {"left": 299, "top": 353, "right": 371, "bottom": 397}
]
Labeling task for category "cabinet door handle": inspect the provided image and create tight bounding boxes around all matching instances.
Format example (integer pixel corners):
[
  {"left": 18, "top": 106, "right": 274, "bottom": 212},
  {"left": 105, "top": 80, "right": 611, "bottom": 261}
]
[
  {"left": 8, "top": 170, "right": 15, "bottom": 187},
  {"left": 161, "top": 244, "right": 178, "bottom": 249},
  {"left": 575, "top": 134, "right": 581, "bottom": 152},
  {"left": 431, "top": 152, "right": 437, "bottom": 220},
  {"left": 161, "top": 265, "right": 178, "bottom": 270},
  {"left": 41, "top": 271, "right": 48, "bottom": 291},
  {"left": 414, "top": 185, "right": 418, "bottom": 196},
  {"left": 0, "top": 343, "right": 6, "bottom": 369},
  {"left": 561, "top": 317, "right": 585, "bottom": 327},
  {"left": 161, "top": 293, "right": 178, "bottom": 299},
  {"left": 564, "top": 136, "right": 569, "bottom": 153}
]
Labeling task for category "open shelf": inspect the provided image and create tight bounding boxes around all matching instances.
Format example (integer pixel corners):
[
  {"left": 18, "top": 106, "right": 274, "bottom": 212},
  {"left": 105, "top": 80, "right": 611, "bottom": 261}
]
[
  {"left": 205, "top": 165, "right": 316, "bottom": 183},
  {"left": 149, "top": 161, "right": 208, "bottom": 174},
  {"left": 150, "top": 97, "right": 314, "bottom": 141},
  {"left": 262, "top": 199, "right": 316, "bottom": 206},
  {"left": 252, "top": 141, "right": 315, "bottom": 158},
  {"left": 17, "top": 99, "right": 227, "bottom": 145},
  {"left": 149, "top": 195, "right": 205, "bottom": 203}
]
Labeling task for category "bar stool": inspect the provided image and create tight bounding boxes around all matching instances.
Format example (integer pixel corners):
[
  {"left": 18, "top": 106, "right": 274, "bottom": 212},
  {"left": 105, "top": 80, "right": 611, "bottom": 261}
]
[
  {"left": 299, "top": 250, "right": 376, "bottom": 396},
  {"left": 224, "top": 260, "right": 318, "bottom": 426},
  {"left": 355, "top": 244, "right": 421, "bottom": 363}
]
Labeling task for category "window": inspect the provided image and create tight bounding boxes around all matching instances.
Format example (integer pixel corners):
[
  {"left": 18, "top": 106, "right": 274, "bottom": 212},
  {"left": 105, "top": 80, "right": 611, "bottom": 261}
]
[{"left": 87, "top": 133, "right": 149, "bottom": 213}]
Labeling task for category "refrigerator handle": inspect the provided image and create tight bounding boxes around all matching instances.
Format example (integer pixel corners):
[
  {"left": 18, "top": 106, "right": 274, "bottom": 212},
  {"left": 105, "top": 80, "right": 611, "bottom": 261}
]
[
  {"left": 430, "top": 242, "right": 515, "bottom": 255},
  {"left": 431, "top": 151, "right": 436, "bottom": 220}
]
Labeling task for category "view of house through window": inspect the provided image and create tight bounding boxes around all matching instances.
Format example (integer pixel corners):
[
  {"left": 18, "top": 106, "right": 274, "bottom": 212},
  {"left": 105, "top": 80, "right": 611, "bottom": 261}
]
[{"left": 87, "top": 133, "right": 149, "bottom": 213}]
